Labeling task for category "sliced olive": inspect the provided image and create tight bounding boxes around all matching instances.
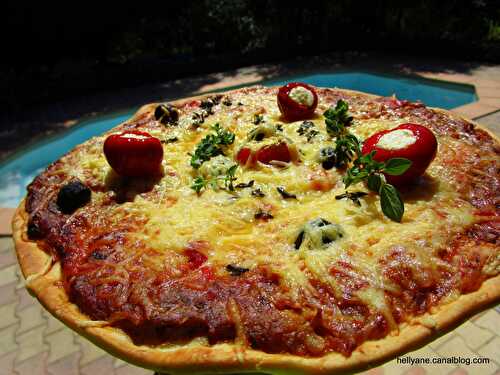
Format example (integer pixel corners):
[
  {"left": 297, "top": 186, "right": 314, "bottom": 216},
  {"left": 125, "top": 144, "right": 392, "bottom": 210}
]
[
  {"left": 252, "top": 114, "right": 264, "bottom": 125},
  {"left": 191, "top": 111, "right": 207, "bottom": 126},
  {"left": 247, "top": 124, "right": 276, "bottom": 142},
  {"left": 251, "top": 188, "right": 265, "bottom": 197},
  {"left": 310, "top": 218, "right": 330, "bottom": 227},
  {"left": 277, "top": 186, "right": 296, "bottom": 199},
  {"left": 335, "top": 191, "right": 368, "bottom": 206},
  {"left": 27, "top": 219, "right": 43, "bottom": 239},
  {"left": 297, "top": 121, "right": 314, "bottom": 135},
  {"left": 235, "top": 180, "right": 254, "bottom": 189},
  {"left": 254, "top": 210, "right": 273, "bottom": 220},
  {"left": 255, "top": 132, "right": 265, "bottom": 141},
  {"left": 226, "top": 264, "right": 250, "bottom": 276},
  {"left": 155, "top": 104, "right": 179, "bottom": 126},
  {"left": 56, "top": 180, "right": 91, "bottom": 214},
  {"left": 200, "top": 99, "right": 215, "bottom": 114},
  {"left": 318, "top": 146, "right": 336, "bottom": 170},
  {"left": 294, "top": 218, "right": 344, "bottom": 250},
  {"left": 297, "top": 121, "right": 318, "bottom": 142},
  {"left": 91, "top": 251, "right": 107, "bottom": 260},
  {"left": 294, "top": 230, "right": 305, "bottom": 249},
  {"left": 162, "top": 136, "right": 178, "bottom": 144}
]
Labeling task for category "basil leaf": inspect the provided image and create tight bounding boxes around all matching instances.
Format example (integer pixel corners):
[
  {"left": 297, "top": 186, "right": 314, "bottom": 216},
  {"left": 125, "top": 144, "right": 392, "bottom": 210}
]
[
  {"left": 367, "top": 173, "right": 383, "bottom": 192},
  {"left": 383, "top": 158, "right": 412, "bottom": 176},
  {"left": 380, "top": 184, "right": 404, "bottom": 222}
]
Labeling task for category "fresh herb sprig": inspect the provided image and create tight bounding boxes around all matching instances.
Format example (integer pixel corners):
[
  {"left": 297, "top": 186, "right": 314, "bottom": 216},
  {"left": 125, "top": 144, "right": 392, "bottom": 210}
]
[
  {"left": 334, "top": 134, "right": 361, "bottom": 168},
  {"left": 342, "top": 152, "right": 412, "bottom": 222},
  {"left": 343, "top": 152, "right": 412, "bottom": 188},
  {"left": 190, "top": 123, "right": 235, "bottom": 169},
  {"left": 323, "top": 100, "right": 360, "bottom": 167},
  {"left": 191, "top": 165, "right": 238, "bottom": 194},
  {"left": 324, "top": 100, "right": 353, "bottom": 137},
  {"left": 323, "top": 100, "right": 412, "bottom": 222}
]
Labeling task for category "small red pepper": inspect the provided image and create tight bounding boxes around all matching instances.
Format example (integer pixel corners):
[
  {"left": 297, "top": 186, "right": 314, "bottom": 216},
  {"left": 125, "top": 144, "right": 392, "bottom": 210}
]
[
  {"left": 236, "top": 147, "right": 253, "bottom": 166},
  {"left": 236, "top": 142, "right": 291, "bottom": 167},
  {"left": 277, "top": 82, "right": 318, "bottom": 121},
  {"left": 256, "top": 142, "right": 291, "bottom": 164},
  {"left": 362, "top": 123, "right": 437, "bottom": 185},
  {"left": 103, "top": 131, "right": 163, "bottom": 177}
]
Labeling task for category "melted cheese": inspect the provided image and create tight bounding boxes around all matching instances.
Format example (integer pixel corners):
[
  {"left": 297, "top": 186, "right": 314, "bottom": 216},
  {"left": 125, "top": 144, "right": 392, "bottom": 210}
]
[
  {"left": 377, "top": 129, "right": 417, "bottom": 150},
  {"left": 64, "top": 89, "right": 484, "bottom": 318},
  {"left": 289, "top": 86, "right": 315, "bottom": 106}
]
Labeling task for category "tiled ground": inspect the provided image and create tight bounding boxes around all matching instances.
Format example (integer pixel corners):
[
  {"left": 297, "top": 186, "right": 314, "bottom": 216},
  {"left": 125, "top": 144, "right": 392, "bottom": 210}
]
[{"left": 0, "top": 237, "right": 498, "bottom": 375}]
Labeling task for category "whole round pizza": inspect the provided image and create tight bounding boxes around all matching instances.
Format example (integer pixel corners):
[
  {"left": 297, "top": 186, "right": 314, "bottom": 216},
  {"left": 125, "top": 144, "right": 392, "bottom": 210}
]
[{"left": 12, "top": 84, "right": 500, "bottom": 374}]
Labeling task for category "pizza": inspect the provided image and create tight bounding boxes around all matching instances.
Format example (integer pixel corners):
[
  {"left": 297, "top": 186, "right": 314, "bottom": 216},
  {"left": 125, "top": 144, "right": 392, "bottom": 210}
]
[{"left": 12, "top": 84, "right": 500, "bottom": 374}]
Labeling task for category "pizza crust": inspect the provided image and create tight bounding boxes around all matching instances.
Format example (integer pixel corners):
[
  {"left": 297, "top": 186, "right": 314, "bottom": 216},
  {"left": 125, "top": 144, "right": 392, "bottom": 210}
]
[{"left": 12, "top": 88, "right": 500, "bottom": 375}]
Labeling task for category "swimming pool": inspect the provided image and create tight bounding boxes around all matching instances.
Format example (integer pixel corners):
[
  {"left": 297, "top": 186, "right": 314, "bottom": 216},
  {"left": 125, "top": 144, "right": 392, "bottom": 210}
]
[{"left": 0, "top": 71, "right": 476, "bottom": 207}]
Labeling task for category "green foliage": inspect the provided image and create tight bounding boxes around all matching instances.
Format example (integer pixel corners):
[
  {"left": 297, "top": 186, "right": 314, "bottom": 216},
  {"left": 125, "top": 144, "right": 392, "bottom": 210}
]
[
  {"left": 383, "top": 158, "right": 413, "bottom": 176},
  {"left": 487, "top": 20, "right": 500, "bottom": 42},
  {"left": 99, "top": 1, "right": 500, "bottom": 63},
  {"left": 380, "top": 184, "right": 404, "bottom": 222},
  {"left": 190, "top": 123, "right": 235, "bottom": 169},
  {"left": 343, "top": 152, "right": 411, "bottom": 188},
  {"left": 190, "top": 164, "right": 238, "bottom": 194},
  {"left": 322, "top": 99, "right": 409, "bottom": 222},
  {"left": 324, "top": 100, "right": 353, "bottom": 137},
  {"left": 342, "top": 151, "right": 411, "bottom": 222},
  {"left": 323, "top": 100, "right": 360, "bottom": 167}
]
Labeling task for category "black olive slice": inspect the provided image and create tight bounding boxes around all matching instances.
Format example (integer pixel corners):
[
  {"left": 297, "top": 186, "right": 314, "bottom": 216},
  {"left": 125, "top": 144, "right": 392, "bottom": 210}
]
[{"left": 56, "top": 180, "right": 91, "bottom": 214}]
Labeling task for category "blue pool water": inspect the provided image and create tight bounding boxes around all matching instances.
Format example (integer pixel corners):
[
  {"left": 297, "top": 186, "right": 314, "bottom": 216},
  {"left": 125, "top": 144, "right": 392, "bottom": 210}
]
[
  {"left": 266, "top": 72, "right": 476, "bottom": 110},
  {"left": 0, "top": 71, "right": 476, "bottom": 207},
  {"left": 0, "top": 111, "right": 133, "bottom": 207}
]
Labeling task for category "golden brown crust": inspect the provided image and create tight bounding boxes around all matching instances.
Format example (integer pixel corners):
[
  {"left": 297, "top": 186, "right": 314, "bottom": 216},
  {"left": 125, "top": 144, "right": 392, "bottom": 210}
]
[{"left": 12, "top": 87, "right": 500, "bottom": 374}]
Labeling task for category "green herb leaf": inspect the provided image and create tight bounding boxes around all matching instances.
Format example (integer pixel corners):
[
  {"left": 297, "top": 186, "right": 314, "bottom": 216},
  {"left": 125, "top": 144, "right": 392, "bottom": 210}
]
[
  {"left": 190, "top": 123, "right": 235, "bottom": 169},
  {"left": 323, "top": 100, "right": 353, "bottom": 137},
  {"left": 380, "top": 184, "right": 404, "bottom": 222},
  {"left": 224, "top": 165, "right": 238, "bottom": 191},
  {"left": 323, "top": 101, "right": 360, "bottom": 167},
  {"left": 367, "top": 173, "right": 384, "bottom": 192},
  {"left": 191, "top": 165, "right": 238, "bottom": 194},
  {"left": 334, "top": 134, "right": 361, "bottom": 167},
  {"left": 191, "top": 176, "right": 208, "bottom": 193},
  {"left": 343, "top": 168, "right": 369, "bottom": 188},
  {"left": 212, "top": 123, "right": 235, "bottom": 145},
  {"left": 252, "top": 113, "right": 264, "bottom": 125},
  {"left": 383, "top": 158, "right": 412, "bottom": 176},
  {"left": 334, "top": 117, "right": 407, "bottom": 222}
]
